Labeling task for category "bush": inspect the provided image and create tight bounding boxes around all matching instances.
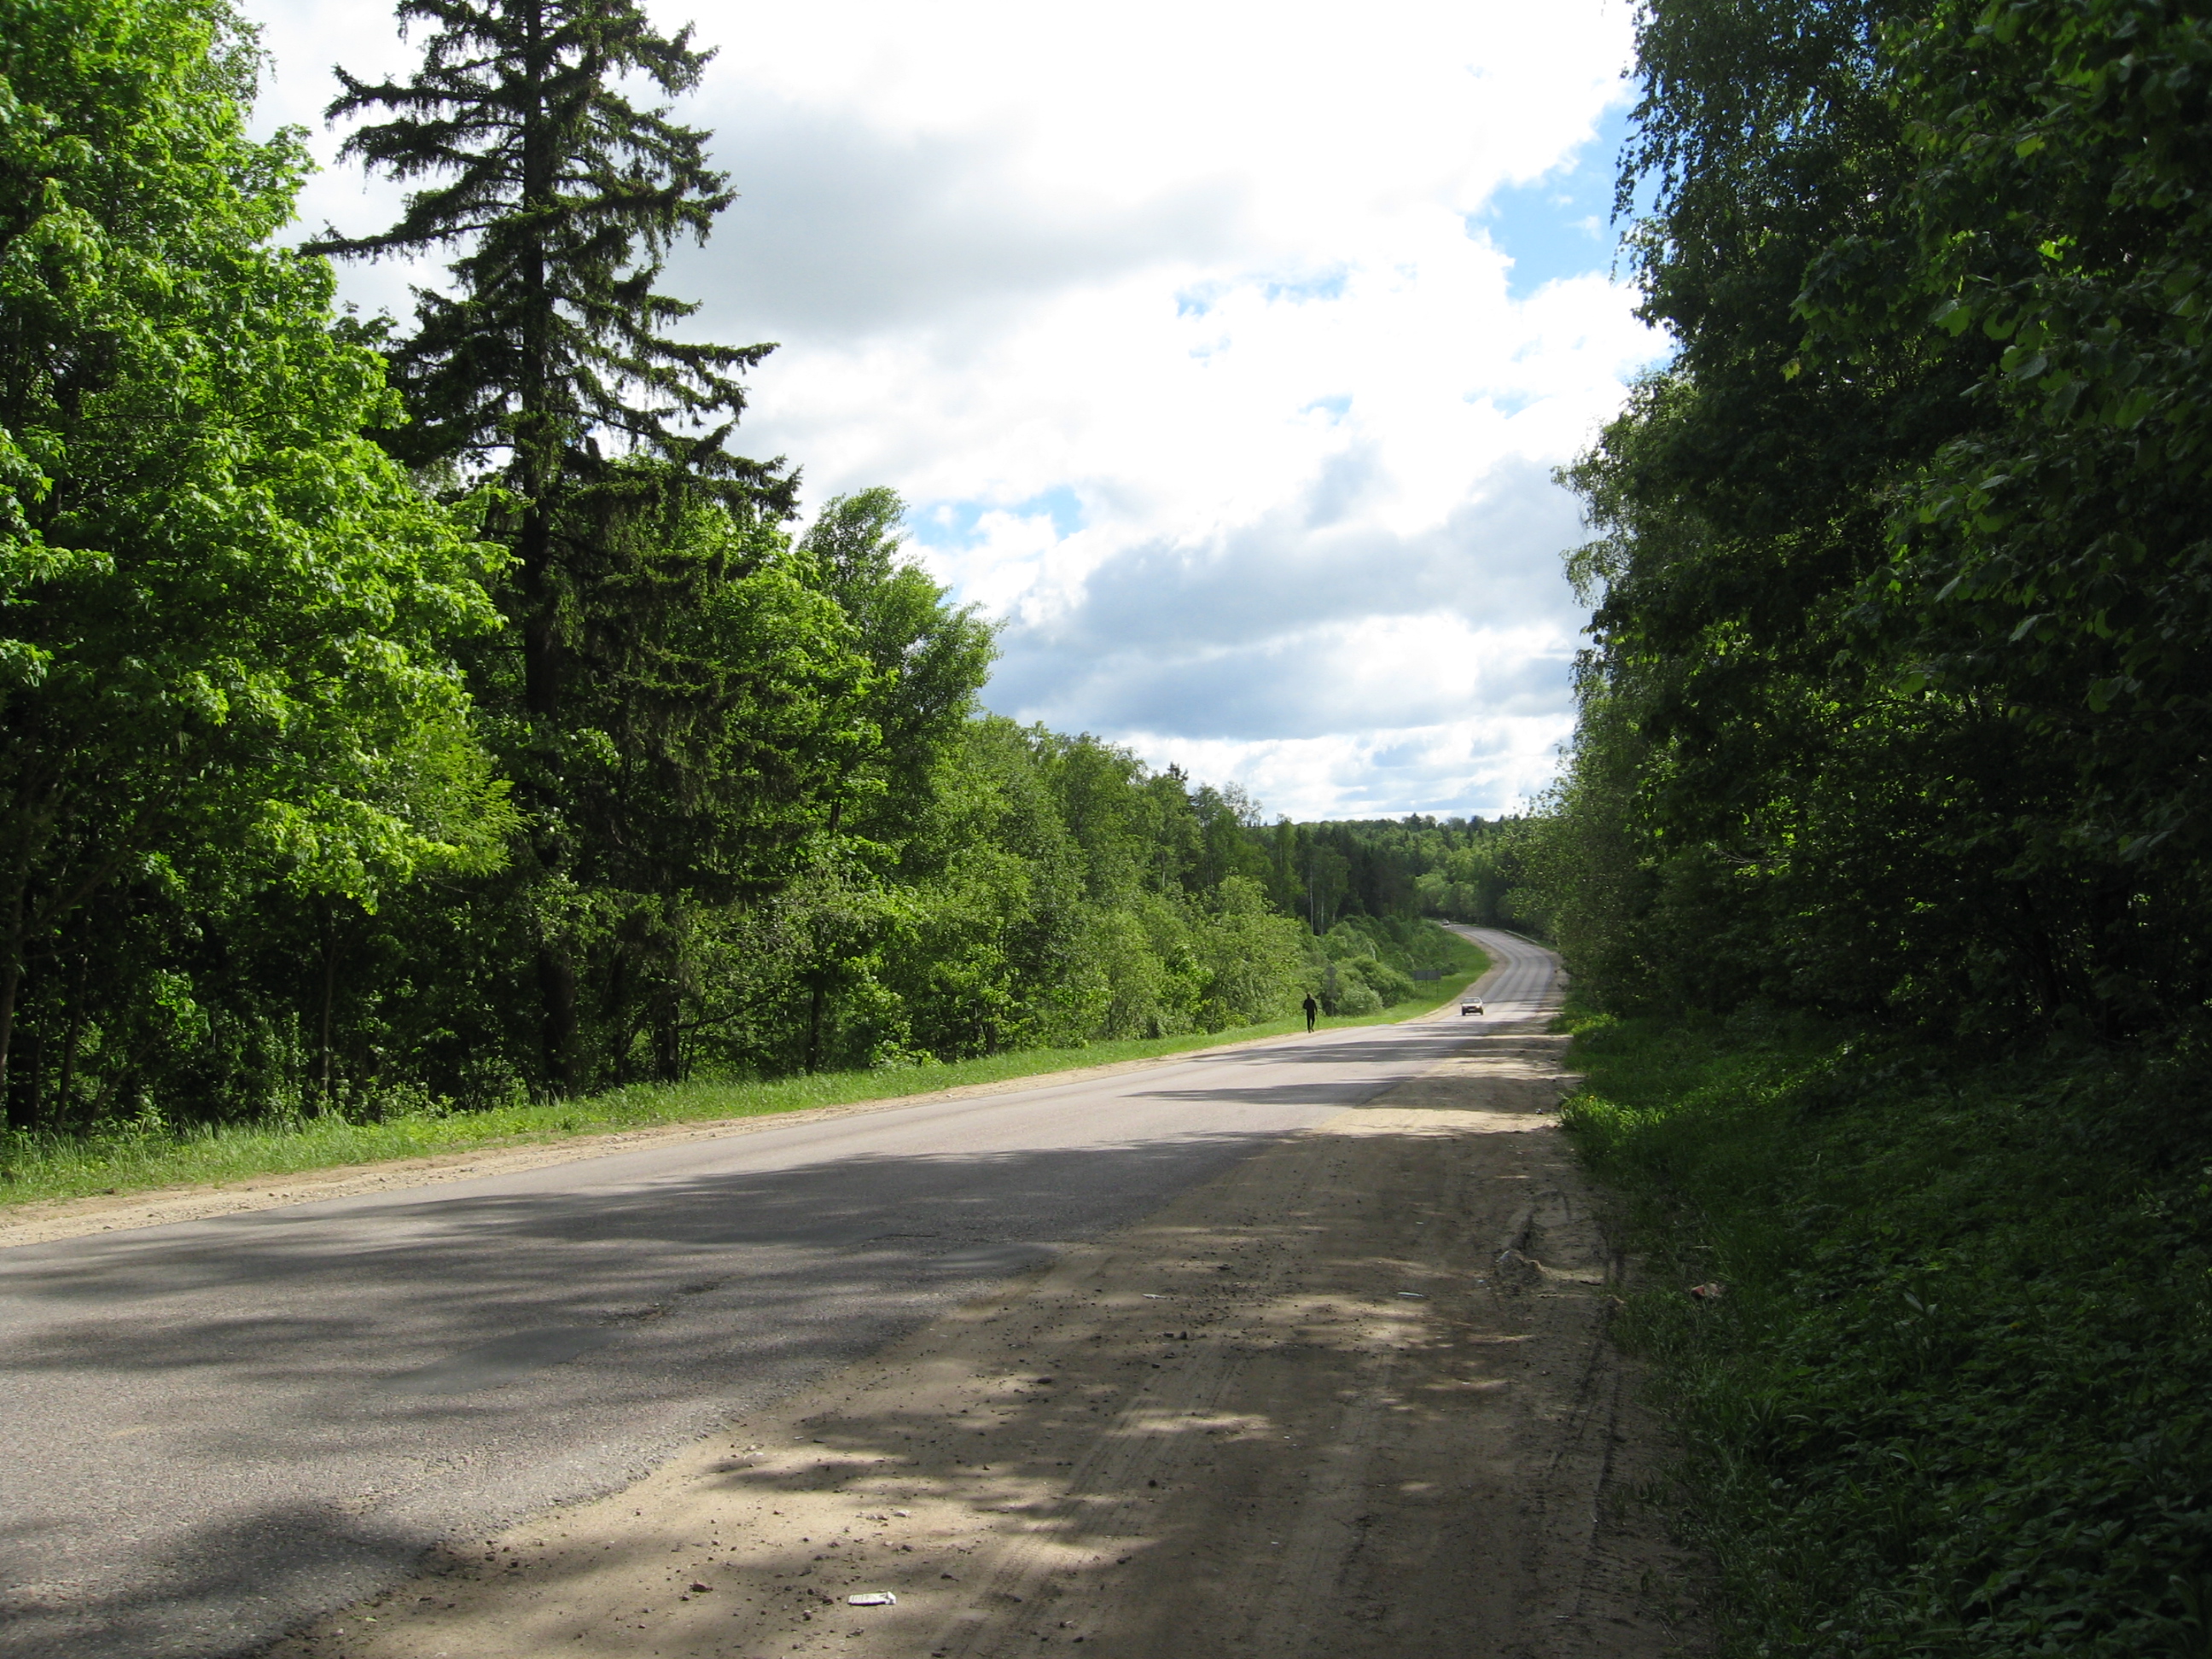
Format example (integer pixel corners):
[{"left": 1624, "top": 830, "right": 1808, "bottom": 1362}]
[
  {"left": 1358, "top": 958, "right": 1417, "bottom": 1005},
  {"left": 1318, "top": 959, "right": 1384, "bottom": 1016}
]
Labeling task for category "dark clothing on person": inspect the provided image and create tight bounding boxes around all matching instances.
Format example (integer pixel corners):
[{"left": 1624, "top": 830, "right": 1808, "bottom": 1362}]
[{"left": 1302, "top": 994, "right": 1318, "bottom": 1033}]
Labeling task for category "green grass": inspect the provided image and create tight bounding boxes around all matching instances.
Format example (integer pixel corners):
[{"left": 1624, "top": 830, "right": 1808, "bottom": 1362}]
[
  {"left": 0, "top": 934, "right": 1490, "bottom": 1209},
  {"left": 1559, "top": 1007, "right": 2212, "bottom": 1659}
]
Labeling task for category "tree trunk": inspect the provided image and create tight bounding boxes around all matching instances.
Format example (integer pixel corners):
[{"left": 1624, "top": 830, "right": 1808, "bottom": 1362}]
[
  {"left": 607, "top": 952, "right": 631, "bottom": 1086},
  {"left": 315, "top": 905, "right": 338, "bottom": 1115},
  {"left": 515, "top": 7, "right": 573, "bottom": 1096},
  {"left": 654, "top": 1007, "right": 682, "bottom": 1083},
  {"left": 0, "top": 878, "right": 27, "bottom": 1130},
  {"left": 538, "top": 941, "right": 579, "bottom": 1097},
  {"left": 515, "top": 0, "right": 561, "bottom": 730},
  {"left": 18, "top": 956, "right": 43, "bottom": 1131},
  {"left": 55, "top": 958, "right": 83, "bottom": 1126}
]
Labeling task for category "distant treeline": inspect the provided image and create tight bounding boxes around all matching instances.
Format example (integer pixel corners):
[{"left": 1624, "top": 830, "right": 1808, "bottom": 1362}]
[
  {"left": 0, "top": 0, "right": 1490, "bottom": 1135},
  {"left": 1260, "top": 815, "right": 1545, "bottom": 939}
]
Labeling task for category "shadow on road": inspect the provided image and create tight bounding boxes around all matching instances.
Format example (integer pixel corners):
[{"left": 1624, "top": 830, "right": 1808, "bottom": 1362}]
[
  {"left": 0, "top": 1009, "right": 1559, "bottom": 1659},
  {"left": 0, "top": 1126, "right": 1338, "bottom": 1659}
]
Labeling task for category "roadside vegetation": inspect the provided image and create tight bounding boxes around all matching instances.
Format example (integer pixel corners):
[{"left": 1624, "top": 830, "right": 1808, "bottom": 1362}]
[
  {"left": 1563, "top": 1014, "right": 2212, "bottom": 1658},
  {"left": 0, "top": 931, "right": 1487, "bottom": 1208},
  {"left": 1534, "top": 0, "right": 2212, "bottom": 1651}
]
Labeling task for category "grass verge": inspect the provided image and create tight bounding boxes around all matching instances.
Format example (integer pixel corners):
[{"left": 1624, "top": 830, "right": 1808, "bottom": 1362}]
[
  {"left": 0, "top": 934, "right": 1489, "bottom": 1210},
  {"left": 1559, "top": 1008, "right": 2212, "bottom": 1658}
]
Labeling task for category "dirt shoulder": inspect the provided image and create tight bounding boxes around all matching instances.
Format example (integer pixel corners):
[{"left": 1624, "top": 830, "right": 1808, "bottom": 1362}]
[{"left": 267, "top": 1010, "right": 1694, "bottom": 1659}]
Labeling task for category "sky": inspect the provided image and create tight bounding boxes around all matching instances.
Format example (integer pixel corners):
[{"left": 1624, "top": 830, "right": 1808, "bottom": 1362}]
[{"left": 242, "top": 0, "right": 1664, "bottom": 822}]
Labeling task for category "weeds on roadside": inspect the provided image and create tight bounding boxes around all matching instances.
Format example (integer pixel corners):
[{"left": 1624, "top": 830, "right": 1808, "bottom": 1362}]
[
  {"left": 0, "top": 950, "right": 1489, "bottom": 1208},
  {"left": 1563, "top": 1010, "right": 2212, "bottom": 1658}
]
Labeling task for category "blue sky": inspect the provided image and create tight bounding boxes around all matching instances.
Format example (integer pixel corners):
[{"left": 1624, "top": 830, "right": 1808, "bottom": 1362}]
[
  {"left": 253, "top": 0, "right": 1662, "bottom": 820},
  {"left": 1481, "top": 103, "right": 1643, "bottom": 300}
]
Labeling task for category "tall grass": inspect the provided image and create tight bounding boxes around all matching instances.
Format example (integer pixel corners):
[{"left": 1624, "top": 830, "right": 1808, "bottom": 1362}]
[
  {"left": 1562, "top": 1010, "right": 2212, "bottom": 1659},
  {"left": 1, "top": 935, "right": 1490, "bottom": 1208}
]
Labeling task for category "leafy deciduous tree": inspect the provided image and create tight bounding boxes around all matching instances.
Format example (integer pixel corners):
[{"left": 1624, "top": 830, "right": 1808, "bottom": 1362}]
[{"left": 0, "top": 0, "right": 509, "bottom": 1126}]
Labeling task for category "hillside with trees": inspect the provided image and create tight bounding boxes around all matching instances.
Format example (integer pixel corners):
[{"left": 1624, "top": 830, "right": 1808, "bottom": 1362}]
[{"left": 1537, "top": 0, "right": 2212, "bottom": 1652}]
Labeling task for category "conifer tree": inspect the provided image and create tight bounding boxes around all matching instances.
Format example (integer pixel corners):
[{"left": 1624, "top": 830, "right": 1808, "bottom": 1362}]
[
  {"left": 312, "top": 0, "right": 789, "bottom": 724},
  {"left": 313, "top": 0, "right": 822, "bottom": 1093}
]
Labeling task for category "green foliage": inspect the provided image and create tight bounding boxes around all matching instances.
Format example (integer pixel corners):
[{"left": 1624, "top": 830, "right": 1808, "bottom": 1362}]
[
  {"left": 801, "top": 487, "right": 998, "bottom": 814},
  {"left": 1564, "top": 1015, "right": 2212, "bottom": 1658},
  {"left": 0, "top": 0, "right": 509, "bottom": 1126},
  {"left": 672, "top": 719, "right": 1324, "bottom": 1074},
  {"left": 1545, "top": 0, "right": 2212, "bottom": 1037},
  {"left": 1309, "top": 912, "right": 1457, "bottom": 1013},
  {"left": 1804, "top": 0, "right": 2212, "bottom": 1019}
]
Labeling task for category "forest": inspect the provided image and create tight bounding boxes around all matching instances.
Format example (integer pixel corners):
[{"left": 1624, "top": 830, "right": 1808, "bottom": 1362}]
[
  {"left": 1537, "top": 0, "right": 2212, "bottom": 1652},
  {"left": 0, "top": 0, "right": 1526, "bottom": 1138}
]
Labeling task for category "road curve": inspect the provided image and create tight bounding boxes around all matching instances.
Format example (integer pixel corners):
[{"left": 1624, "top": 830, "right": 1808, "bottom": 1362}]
[{"left": 0, "top": 928, "right": 1557, "bottom": 1659}]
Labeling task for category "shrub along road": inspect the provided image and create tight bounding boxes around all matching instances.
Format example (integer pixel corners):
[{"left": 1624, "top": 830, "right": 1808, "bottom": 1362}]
[{"left": 1, "top": 930, "right": 1682, "bottom": 1659}]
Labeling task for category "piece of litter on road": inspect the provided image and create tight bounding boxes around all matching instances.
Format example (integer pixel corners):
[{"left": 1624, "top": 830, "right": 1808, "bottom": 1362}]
[
  {"left": 848, "top": 1592, "right": 897, "bottom": 1606},
  {"left": 1142, "top": 1294, "right": 1167, "bottom": 1299},
  {"left": 1397, "top": 1291, "right": 1427, "bottom": 1299}
]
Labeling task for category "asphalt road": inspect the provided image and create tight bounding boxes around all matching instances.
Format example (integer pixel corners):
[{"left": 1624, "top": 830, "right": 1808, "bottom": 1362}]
[{"left": 0, "top": 928, "right": 1557, "bottom": 1659}]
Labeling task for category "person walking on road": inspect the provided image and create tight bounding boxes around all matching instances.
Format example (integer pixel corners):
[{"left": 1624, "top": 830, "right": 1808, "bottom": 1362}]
[{"left": 1302, "top": 992, "right": 1318, "bottom": 1033}]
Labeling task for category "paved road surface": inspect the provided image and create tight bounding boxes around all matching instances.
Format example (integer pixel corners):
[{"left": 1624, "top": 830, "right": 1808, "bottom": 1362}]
[{"left": 0, "top": 929, "right": 1557, "bottom": 1659}]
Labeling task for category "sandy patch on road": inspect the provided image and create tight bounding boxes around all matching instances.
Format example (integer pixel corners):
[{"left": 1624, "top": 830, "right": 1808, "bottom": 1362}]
[{"left": 265, "top": 1017, "right": 1695, "bottom": 1659}]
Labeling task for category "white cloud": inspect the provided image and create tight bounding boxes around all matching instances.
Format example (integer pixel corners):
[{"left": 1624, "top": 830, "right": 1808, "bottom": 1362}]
[{"left": 243, "top": 0, "right": 1660, "bottom": 819}]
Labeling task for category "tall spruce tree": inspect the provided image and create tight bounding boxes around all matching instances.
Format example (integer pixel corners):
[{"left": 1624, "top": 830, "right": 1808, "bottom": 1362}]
[{"left": 312, "top": 0, "right": 829, "bottom": 1093}]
